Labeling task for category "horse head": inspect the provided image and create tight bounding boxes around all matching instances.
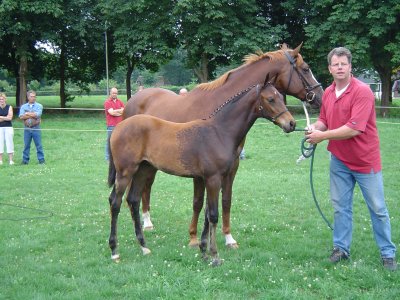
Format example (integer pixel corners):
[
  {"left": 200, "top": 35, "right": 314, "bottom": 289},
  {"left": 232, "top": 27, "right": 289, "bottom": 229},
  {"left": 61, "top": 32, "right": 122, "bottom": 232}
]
[
  {"left": 258, "top": 78, "right": 296, "bottom": 133},
  {"left": 274, "top": 43, "right": 323, "bottom": 109}
]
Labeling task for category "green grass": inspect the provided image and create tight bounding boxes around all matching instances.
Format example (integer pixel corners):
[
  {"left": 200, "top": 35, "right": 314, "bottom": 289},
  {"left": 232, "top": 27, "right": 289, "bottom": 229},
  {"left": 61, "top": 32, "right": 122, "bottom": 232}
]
[{"left": 0, "top": 113, "right": 399, "bottom": 299}]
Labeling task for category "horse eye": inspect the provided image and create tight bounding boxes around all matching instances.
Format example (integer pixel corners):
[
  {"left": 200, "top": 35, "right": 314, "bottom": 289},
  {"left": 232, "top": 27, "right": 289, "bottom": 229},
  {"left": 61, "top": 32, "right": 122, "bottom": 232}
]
[
  {"left": 268, "top": 97, "right": 275, "bottom": 103},
  {"left": 303, "top": 67, "right": 310, "bottom": 73}
]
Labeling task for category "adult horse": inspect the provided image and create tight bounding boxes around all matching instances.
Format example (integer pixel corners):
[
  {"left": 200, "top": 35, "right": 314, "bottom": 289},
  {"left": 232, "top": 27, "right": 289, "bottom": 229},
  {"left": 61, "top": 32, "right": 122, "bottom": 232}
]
[
  {"left": 108, "top": 80, "right": 295, "bottom": 265},
  {"left": 123, "top": 43, "right": 323, "bottom": 248}
]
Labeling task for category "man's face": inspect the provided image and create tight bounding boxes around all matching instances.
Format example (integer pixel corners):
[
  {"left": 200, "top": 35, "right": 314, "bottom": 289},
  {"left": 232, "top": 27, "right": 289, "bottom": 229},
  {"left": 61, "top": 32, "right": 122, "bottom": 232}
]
[
  {"left": 110, "top": 89, "right": 118, "bottom": 100},
  {"left": 328, "top": 55, "right": 352, "bottom": 82},
  {"left": 28, "top": 93, "right": 36, "bottom": 104}
]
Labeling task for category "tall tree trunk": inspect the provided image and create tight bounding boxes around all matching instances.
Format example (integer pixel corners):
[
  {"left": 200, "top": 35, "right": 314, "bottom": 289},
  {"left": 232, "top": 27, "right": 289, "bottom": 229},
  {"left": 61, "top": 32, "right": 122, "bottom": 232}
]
[
  {"left": 15, "top": 78, "right": 20, "bottom": 108},
  {"left": 193, "top": 53, "right": 209, "bottom": 83},
  {"left": 126, "top": 57, "right": 134, "bottom": 100},
  {"left": 376, "top": 67, "right": 392, "bottom": 117},
  {"left": 18, "top": 55, "right": 28, "bottom": 107},
  {"left": 60, "top": 40, "right": 67, "bottom": 109}
]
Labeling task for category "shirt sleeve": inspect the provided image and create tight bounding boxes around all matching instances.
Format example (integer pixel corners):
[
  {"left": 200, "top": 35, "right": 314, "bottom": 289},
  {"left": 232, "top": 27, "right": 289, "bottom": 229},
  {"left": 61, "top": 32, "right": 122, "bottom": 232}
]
[
  {"left": 346, "top": 87, "right": 374, "bottom": 132},
  {"left": 35, "top": 104, "right": 43, "bottom": 118}
]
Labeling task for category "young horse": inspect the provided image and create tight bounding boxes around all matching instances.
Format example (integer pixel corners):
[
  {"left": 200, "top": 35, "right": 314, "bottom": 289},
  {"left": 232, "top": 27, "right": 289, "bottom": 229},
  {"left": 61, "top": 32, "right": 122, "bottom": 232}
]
[
  {"left": 125, "top": 44, "right": 320, "bottom": 248},
  {"left": 108, "top": 81, "right": 295, "bottom": 265}
]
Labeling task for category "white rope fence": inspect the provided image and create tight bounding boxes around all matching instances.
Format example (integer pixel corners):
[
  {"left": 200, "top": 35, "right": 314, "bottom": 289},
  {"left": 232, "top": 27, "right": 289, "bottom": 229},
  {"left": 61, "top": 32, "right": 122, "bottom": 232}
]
[{"left": 10, "top": 106, "right": 400, "bottom": 133}]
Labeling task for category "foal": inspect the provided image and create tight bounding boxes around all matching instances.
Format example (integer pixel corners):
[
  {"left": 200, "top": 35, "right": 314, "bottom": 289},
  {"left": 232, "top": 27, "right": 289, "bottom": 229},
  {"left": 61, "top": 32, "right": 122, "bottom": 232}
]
[{"left": 107, "top": 82, "right": 296, "bottom": 265}]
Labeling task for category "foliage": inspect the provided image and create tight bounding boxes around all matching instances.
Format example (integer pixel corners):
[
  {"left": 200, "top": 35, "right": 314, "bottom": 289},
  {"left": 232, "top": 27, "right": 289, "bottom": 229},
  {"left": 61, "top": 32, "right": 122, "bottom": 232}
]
[
  {"left": 173, "top": 0, "right": 286, "bottom": 82},
  {"left": 158, "top": 49, "right": 195, "bottom": 86},
  {"left": 98, "top": 0, "right": 178, "bottom": 98},
  {"left": 0, "top": 112, "right": 399, "bottom": 299},
  {"left": 304, "top": 0, "right": 400, "bottom": 106}
]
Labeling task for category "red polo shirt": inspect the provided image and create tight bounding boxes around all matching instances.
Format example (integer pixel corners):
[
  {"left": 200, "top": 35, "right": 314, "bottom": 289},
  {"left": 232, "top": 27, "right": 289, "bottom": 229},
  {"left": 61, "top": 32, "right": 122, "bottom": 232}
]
[
  {"left": 318, "top": 77, "right": 381, "bottom": 173},
  {"left": 104, "top": 98, "right": 125, "bottom": 126}
]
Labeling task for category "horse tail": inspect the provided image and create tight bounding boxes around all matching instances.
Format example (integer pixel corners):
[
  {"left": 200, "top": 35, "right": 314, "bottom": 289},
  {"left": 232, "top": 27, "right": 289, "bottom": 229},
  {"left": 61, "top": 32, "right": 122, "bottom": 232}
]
[{"left": 108, "top": 137, "right": 116, "bottom": 188}]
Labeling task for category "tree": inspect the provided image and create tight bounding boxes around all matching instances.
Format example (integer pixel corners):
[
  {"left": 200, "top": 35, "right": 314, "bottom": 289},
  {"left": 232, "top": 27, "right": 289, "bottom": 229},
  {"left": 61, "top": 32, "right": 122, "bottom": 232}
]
[
  {"left": 174, "top": 0, "right": 285, "bottom": 82},
  {"left": 42, "top": 0, "right": 110, "bottom": 108},
  {"left": 159, "top": 49, "right": 194, "bottom": 86},
  {"left": 0, "top": 0, "right": 62, "bottom": 106},
  {"left": 99, "top": 0, "right": 177, "bottom": 99},
  {"left": 305, "top": 0, "right": 400, "bottom": 114}
]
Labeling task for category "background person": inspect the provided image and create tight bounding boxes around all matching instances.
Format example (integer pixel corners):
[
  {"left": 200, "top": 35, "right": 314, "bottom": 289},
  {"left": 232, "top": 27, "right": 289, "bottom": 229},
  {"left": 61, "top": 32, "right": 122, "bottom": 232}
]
[
  {"left": 0, "top": 93, "right": 14, "bottom": 165},
  {"left": 104, "top": 87, "right": 124, "bottom": 160},
  {"left": 19, "top": 90, "right": 45, "bottom": 164},
  {"left": 179, "top": 88, "right": 188, "bottom": 95},
  {"left": 305, "top": 47, "right": 397, "bottom": 271}
]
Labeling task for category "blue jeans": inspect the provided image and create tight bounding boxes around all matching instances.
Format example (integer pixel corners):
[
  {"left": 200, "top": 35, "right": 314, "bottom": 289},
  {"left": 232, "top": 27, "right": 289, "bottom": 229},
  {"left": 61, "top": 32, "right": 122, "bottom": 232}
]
[
  {"left": 105, "top": 126, "right": 115, "bottom": 160},
  {"left": 23, "top": 127, "right": 45, "bottom": 163},
  {"left": 330, "top": 155, "right": 396, "bottom": 258}
]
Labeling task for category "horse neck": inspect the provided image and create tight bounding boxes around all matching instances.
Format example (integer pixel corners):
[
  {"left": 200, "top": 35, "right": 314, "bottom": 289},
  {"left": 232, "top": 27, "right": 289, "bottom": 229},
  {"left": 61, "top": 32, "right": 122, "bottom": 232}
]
[
  {"left": 224, "top": 58, "right": 281, "bottom": 94},
  {"left": 193, "top": 58, "right": 281, "bottom": 110},
  {"left": 210, "top": 88, "right": 260, "bottom": 146}
]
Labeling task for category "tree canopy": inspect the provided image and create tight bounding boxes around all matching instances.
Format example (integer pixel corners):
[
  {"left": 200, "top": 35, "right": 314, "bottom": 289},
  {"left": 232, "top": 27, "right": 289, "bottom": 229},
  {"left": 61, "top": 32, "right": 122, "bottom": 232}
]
[
  {"left": 305, "top": 0, "right": 400, "bottom": 108},
  {"left": 0, "top": 0, "right": 399, "bottom": 107}
]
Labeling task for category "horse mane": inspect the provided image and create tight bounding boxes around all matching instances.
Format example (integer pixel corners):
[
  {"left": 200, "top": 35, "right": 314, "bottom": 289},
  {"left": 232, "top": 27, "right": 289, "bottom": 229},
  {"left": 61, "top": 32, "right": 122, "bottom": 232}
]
[{"left": 197, "top": 44, "right": 290, "bottom": 91}]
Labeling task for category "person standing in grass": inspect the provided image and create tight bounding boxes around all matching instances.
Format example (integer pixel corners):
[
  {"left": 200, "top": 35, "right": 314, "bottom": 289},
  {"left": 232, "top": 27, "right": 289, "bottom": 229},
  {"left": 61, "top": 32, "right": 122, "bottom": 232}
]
[
  {"left": 0, "top": 93, "right": 14, "bottom": 165},
  {"left": 19, "top": 90, "right": 45, "bottom": 165},
  {"left": 305, "top": 47, "right": 397, "bottom": 271},
  {"left": 104, "top": 87, "right": 124, "bottom": 161}
]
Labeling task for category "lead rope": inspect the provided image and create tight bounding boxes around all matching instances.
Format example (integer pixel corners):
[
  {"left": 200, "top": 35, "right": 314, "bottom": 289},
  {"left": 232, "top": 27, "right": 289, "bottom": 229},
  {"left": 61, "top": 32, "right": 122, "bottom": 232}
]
[{"left": 296, "top": 102, "right": 333, "bottom": 230}]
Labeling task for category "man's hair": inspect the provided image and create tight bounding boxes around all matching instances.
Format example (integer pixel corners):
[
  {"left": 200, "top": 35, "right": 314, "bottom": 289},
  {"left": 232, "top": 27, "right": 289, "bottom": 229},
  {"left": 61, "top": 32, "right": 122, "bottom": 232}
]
[
  {"left": 27, "top": 90, "right": 36, "bottom": 97},
  {"left": 0, "top": 92, "right": 6, "bottom": 98},
  {"left": 327, "top": 47, "right": 352, "bottom": 65}
]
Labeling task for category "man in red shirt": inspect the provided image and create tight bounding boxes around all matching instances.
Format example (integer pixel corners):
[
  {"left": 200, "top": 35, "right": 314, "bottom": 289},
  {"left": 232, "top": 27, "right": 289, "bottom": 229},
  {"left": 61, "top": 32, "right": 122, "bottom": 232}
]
[
  {"left": 306, "top": 47, "right": 397, "bottom": 271},
  {"left": 104, "top": 87, "right": 124, "bottom": 160}
]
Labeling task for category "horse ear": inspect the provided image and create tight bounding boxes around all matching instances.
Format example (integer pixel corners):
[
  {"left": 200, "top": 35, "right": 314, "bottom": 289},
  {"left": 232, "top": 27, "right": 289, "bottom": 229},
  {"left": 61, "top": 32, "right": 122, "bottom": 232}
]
[
  {"left": 292, "top": 42, "right": 303, "bottom": 57},
  {"left": 271, "top": 74, "right": 278, "bottom": 85},
  {"left": 263, "top": 73, "right": 270, "bottom": 86},
  {"left": 280, "top": 43, "right": 288, "bottom": 50}
]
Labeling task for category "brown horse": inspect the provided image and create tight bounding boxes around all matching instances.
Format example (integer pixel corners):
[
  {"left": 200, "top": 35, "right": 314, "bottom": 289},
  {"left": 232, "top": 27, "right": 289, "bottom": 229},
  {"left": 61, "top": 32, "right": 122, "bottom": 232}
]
[
  {"left": 108, "top": 81, "right": 295, "bottom": 265},
  {"left": 123, "top": 43, "right": 323, "bottom": 248}
]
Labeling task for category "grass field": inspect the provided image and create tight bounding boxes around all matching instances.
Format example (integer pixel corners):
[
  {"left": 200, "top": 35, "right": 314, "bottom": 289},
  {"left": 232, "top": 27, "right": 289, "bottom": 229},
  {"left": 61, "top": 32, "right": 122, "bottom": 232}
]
[{"left": 0, "top": 110, "right": 399, "bottom": 299}]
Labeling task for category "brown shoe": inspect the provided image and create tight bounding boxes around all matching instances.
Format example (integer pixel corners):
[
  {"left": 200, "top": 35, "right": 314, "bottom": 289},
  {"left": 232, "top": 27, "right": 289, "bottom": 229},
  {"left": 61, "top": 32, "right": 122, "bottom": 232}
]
[
  {"left": 382, "top": 258, "right": 397, "bottom": 271},
  {"left": 329, "top": 247, "right": 349, "bottom": 263}
]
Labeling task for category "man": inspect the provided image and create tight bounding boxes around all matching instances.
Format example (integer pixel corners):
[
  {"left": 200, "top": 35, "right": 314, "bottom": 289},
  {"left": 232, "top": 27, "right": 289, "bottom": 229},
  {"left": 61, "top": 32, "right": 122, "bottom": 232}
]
[
  {"left": 305, "top": 47, "right": 397, "bottom": 271},
  {"left": 19, "top": 90, "right": 45, "bottom": 164},
  {"left": 104, "top": 87, "right": 124, "bottom": 160}
]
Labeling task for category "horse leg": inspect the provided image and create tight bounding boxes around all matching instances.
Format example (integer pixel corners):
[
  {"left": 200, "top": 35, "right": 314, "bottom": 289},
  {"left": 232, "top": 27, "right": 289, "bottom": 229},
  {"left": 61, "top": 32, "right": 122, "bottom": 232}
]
[
  {"left": 108, "top": 177, "right": 129, "bottom": 262},
  {"left": 141, "top": 171, "right": 156, "bottom": 231},
  {"left": 188, "top": 177, "right": 205, "bottom": 248},
  {"left": 221, "top": 157, "right": 239, "bottom": 249},
  {"left": 199, "top": 204, "right": 210, "bottom": 260},
  {"left": 202, "top": 175, "right": 223, "bottom": 266},
  {"left": 126, "top": 164, "right": 156, "bottom": 255}
]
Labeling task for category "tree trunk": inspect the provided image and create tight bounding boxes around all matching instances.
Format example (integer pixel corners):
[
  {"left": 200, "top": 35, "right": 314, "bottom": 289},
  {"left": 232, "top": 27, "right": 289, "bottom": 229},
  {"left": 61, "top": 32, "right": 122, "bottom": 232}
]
[
  {"left": 376, "top": 67, "right": 392, "bottom": 117},
  {"left": 193, "top": 53, "right": 209, "bottom": 83},
  {"left": 18, "top": 55, "right": 28, "bottom": 107},
  {"left": 60, "top": 40, "right": 67, "bottom": 109},
  {"left": 126, "top": 57, "right": 134, "bottom": 100}
]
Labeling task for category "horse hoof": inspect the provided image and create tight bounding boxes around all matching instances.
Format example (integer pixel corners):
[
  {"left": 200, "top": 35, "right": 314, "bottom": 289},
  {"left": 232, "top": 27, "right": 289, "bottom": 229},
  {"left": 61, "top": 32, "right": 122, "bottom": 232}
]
[
  {"left": 226, "top": 242, "right": 239, "bottom": 249},
  {"left": 210, "top": 258, "right": 223, "bottom": 267},
  {"left": 188, "top": 239, "right": 200, "bottom": 248},
  {"left": 111, "top": 254, "right": 120, "bottom": 263},
  {"left": 143, "top": 226, "right": 154, "bottom": 231},
  {"left": 141, "top": 247, "right": 151, "bottom": 255}
]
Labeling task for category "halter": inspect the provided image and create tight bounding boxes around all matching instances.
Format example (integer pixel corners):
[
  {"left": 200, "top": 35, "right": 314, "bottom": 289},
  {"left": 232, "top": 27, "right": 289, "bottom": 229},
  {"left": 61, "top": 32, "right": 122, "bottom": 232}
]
[
  {"left": 256, "top": 83, "right": 288, "bottom": 123},
  {"left": 204, "top": 83, "right": 287, "bottom": 123},
  {"left": 283, "top": 51, "right": 322, "bottom": 103}
]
